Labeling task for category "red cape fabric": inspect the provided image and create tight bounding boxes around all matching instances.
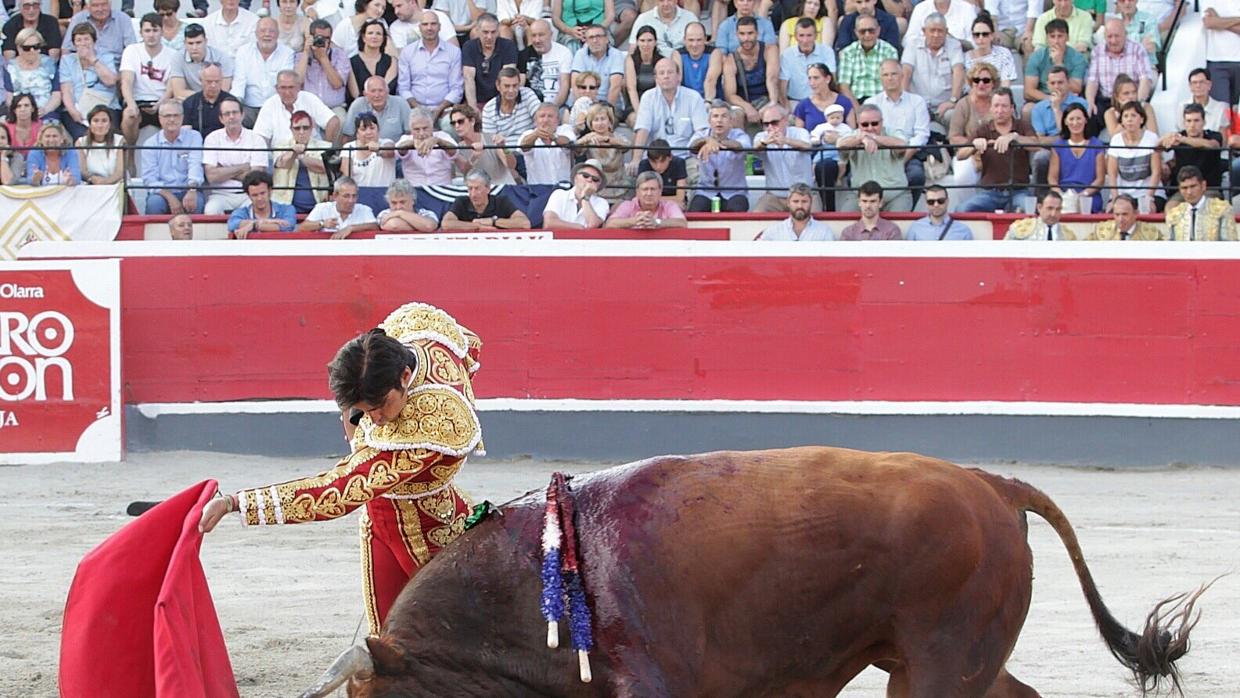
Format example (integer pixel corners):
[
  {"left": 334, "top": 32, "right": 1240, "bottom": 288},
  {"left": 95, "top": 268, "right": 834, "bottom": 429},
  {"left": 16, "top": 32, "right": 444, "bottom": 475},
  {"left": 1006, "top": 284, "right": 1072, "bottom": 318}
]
[{"left": 60, "top": 480, "right": 239, "bottom": 698}]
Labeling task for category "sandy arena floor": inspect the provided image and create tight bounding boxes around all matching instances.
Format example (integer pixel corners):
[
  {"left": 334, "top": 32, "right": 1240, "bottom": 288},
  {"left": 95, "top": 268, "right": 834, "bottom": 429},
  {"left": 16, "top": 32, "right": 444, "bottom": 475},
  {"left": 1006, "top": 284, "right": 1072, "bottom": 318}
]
[{"left": 3, "top": 451, "right": 1238, "bottom": 697}]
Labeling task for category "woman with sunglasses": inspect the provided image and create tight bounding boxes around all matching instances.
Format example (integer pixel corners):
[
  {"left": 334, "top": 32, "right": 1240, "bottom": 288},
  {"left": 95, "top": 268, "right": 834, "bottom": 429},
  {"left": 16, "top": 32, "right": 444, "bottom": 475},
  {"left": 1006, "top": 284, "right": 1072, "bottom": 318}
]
[
  {"left": 7, "top": 29, "right": 61, "bottom": 123},
  {"left": 349, "top": 19, "right": 397, "bottom": 100},
  {"left": 946, "top": 61, "right": 999, "bottom": 199},
  {"left": 777, "top": 0, "right": 835, "bottom": 49},
  {"left": 1048, "top": 102, "right": 1104, "bottom": 213},
  {"left": 567, "top": 70, "right": 602, "bottom": 130},
  {"left": 448, "top": 104, "right": 519, "bottom": 184},
  {"left": 792, "top": 62, "right": 852, "bottom": 132},
  {"left": 964, "top": 13, "right": 1016, "bottom": 88},
  {"left": 273, "top": 110, "right": 331, "bottom": 214},
  {"left": 3, "top": 0, "right": 63, "bottom": 60},
  {"left": 155, "top": 0, "right": 187, "bottom": 50},
  {"left": 574, "top": 101, "right": 631, "bottom": 205}
]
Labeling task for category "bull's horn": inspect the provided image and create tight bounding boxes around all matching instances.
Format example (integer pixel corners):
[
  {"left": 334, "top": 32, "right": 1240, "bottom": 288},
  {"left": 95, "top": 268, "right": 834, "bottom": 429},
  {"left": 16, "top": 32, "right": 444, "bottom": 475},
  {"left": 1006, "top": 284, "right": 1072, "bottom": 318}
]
[{"left": 298, "top": 644, "right": 375, "bottom": 698}]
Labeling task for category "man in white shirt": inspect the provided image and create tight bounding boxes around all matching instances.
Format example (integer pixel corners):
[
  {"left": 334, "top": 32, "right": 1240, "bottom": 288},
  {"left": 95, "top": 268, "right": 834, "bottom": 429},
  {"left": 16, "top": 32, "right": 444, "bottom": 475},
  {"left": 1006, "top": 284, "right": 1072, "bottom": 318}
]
[
  {"left": 253, "top": 70, "right": 342, "bottom": 144},
  {"left": 389, "top": 0, "right": 458, "bottom": 51},
  {"left": 866, "top": 58, "right": 931, "bottom": 202},
  {"left": 518, "top": 20, "right": 573, "bottom": 109},
  {"left": 757, "top": 183, "right": 834, "bottom": 240},
  {"left": 298, "top": 176, "right": 378, "bottom": 239},
  {"left": 630, "top": 0, "right": 697, "bottom": 52},
  {"left": 753, "top": 103, "right": 814, "bottom": 212},
  {"left": 120, "top": 13, "right": 176, "bottom": 144},
  {"left": 543, "top": 159, "right": 610, "bottom": 229},
  {"left": 204, "top": 0, "right": 259, "bottom": 58},
  {"left": 168, "top": 24, "right": 235, "bottom": 100},
  {"left": 519, "top": 102, "right": 576, "bottom": 184},
  {"left": 1203, "top": 0, "right": 1240, "bottom": 108},
  {"left": 632, "top": 57, "right": 709, "bottom": 164},
  {"left": 232, "top": 17, "right": 296, "bottom": 124},
  {"left": 202, "top": 96, "right": 269, "bottom": 215}
]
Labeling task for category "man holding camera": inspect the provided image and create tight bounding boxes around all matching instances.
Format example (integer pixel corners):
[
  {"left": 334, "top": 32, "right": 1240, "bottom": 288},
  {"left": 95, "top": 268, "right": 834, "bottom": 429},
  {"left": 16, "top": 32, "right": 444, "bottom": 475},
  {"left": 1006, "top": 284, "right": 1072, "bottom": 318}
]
[{"left": 297, "top": 20, "right": 352, "bottom": 121}]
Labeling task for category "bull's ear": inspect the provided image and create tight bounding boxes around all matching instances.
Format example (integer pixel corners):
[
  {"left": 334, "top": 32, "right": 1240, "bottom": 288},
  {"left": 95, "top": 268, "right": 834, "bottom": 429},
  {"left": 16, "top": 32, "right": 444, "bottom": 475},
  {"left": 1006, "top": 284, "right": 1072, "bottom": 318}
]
[{"left": 365, "top": 635, "right": 408, "bottom": 675}]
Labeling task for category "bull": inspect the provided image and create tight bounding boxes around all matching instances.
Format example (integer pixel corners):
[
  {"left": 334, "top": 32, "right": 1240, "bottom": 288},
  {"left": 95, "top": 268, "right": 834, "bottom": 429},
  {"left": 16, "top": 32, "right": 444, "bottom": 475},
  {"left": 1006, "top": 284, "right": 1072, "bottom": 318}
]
[{"left": 300, "top": 447, "right": 1208, "bottom": 697}]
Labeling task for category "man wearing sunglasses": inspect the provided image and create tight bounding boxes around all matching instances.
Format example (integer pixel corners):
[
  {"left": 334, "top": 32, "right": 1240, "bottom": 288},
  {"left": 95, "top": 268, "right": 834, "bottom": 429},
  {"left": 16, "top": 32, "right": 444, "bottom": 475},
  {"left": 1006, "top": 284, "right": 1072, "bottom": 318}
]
[
  {"left": 837, "top": 14, "right": 898, "bottom": 107},
  {"left": 905, "top": 185, "right": 973, "bottom": 239},
  {"left": 544, "top": 159, "right": 610, "bottom": 229},
  {"left": 2, "top": 0, "right": 61, "bottom": 61},
  {"left": 836, "top": 104, "right": 912, "bottom": 212},
  {"left": 753, "top": 103, "right": 815, "bottom": 212},
  {"left": 835, "top": 0, "right": 901, "bottom": 52},
  {"left": 61, "top": 0, "right": 136, "bottom": 58},
  {"left": 900, "top": 13, "right": 964, "bottom": 126}
]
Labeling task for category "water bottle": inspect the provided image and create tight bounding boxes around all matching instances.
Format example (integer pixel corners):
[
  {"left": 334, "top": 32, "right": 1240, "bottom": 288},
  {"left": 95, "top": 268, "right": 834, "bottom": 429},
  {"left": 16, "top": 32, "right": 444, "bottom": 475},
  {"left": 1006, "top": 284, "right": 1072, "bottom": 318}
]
[
  {"left": 745, "top": 154, "right": 755, "bottom": 176},
  {"left": 711, "top": 194, "right": 722, "bottom": 212}
]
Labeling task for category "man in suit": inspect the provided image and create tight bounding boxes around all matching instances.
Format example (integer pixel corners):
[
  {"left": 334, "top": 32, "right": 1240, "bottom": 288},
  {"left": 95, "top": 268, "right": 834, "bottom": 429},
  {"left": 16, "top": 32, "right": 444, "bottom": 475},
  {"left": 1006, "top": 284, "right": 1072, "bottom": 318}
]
[
  {"left": 1005, "top": 190, "right": 1082, "bottom": 240},
  {"left": 1089, "top": 194, "right": 1163, "bottom": 240},
  {"left": 1165, "top": 166, "right": 1238, "bottom": 241}
]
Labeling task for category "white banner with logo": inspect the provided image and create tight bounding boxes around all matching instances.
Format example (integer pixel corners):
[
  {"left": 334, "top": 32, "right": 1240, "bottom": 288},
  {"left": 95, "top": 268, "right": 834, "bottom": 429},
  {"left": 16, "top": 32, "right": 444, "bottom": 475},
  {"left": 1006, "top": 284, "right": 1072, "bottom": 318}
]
[
  {"left": 0, "top": 184, "right": 125, "bottom": 260},
  {"left": 0, "top": 260, "right": 122, "bottom": 464}
]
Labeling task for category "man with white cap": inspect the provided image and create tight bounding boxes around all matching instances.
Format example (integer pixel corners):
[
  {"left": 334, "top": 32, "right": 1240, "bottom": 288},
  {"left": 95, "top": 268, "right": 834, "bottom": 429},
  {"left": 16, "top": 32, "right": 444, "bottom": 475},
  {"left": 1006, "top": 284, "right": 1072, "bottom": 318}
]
[{"left": 543, "top": 159, "right": 610, "bottom": 229}]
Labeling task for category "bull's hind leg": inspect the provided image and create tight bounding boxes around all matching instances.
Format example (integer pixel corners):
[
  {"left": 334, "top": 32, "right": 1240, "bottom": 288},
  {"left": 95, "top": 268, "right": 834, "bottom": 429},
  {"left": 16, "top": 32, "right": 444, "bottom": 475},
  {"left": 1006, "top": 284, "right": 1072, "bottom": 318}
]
[
  {"left": 983, "top": 667, "right": 1040, "bottom": 698},
  {"left": 881, "top": 634, "right": 1013, "bottom": 697}
]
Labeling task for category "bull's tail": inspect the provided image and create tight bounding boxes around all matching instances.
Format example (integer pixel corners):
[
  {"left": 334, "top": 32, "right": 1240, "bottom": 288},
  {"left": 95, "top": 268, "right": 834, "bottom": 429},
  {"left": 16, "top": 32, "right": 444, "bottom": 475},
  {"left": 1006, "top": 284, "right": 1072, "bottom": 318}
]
[{"left": 970, "top": 469, "right": 1214, "bottom": 696}]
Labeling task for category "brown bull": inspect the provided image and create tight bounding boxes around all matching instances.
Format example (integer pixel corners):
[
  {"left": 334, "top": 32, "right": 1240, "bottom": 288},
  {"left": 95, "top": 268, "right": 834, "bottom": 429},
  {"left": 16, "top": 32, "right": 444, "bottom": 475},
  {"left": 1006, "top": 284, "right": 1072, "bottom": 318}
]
[{"left": 302, "top": 447, "right": 1207, "bottom": 697}]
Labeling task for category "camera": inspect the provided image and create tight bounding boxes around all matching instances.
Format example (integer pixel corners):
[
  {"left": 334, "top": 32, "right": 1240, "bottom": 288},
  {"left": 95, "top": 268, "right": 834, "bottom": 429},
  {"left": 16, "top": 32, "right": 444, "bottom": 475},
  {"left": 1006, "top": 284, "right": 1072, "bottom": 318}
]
[{"left": 313, "top": 36, "right": 328, "bottom": 48}]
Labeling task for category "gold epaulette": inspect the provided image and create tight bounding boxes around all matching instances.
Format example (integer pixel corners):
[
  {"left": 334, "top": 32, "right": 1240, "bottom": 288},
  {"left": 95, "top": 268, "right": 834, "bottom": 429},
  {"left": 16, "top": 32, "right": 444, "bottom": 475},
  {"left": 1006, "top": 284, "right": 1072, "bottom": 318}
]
[
  {"left": 381, "top": 302, "right": 471, "bottom": 359},
  {"left": 359, "top": 385, "right": 482, "bottom": 456},
  {"left": 1005, "top": 217, "right": 1038, "bottom": 240}
]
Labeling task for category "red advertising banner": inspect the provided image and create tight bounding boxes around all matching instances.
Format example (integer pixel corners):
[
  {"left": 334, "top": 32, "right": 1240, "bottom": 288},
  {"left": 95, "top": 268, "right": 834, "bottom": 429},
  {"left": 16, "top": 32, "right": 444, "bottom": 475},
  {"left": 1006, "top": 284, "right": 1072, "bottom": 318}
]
[{"left": 0, "top": 260, "right": 120, "bottom": 463}]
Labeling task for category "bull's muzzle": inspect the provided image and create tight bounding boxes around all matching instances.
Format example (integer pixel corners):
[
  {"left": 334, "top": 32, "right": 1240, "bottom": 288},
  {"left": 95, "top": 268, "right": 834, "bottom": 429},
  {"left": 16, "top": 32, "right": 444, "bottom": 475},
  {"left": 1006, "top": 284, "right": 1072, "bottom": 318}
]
[{"left": 299, "top": 644, "right": 375, "bottom": 698}]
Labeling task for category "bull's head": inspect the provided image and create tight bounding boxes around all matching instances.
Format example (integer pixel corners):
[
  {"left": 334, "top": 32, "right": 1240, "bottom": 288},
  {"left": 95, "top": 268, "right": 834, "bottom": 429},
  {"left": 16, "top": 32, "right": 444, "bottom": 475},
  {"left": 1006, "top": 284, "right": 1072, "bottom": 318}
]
[{"left": 300, "top": 637, "right": 412, "bottom": 698}]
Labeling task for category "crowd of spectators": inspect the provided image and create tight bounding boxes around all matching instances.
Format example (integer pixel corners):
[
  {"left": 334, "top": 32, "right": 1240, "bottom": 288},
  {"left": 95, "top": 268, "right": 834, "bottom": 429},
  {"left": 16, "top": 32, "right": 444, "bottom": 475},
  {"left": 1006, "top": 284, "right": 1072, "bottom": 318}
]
[{"left": 0, "top": 0, "right": 1237, "bottom": 239}]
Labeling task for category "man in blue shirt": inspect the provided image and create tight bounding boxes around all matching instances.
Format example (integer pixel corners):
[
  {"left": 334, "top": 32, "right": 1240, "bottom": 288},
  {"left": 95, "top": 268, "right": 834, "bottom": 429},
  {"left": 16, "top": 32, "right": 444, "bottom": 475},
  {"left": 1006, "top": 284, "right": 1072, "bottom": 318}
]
[
  {"left": 1029, "top": 66, "right": 1086, "bottom": 184},
  {"left": 570, "top": 23, "right": 626, "bottom": 107},
  {"left": 140, "top": 100, "right": 205, "bottom": 216},
  {"left": 715, "top": 0, "right": 776, "bottom": 54},
  {"left": 904, "top": 185, "right": 974, "bottom": 240},
  {"left": 227, "top": 170, "right": 298, "bottom": 238},
  {"left": 780, "top": 18, "right": 836, "bottom": 105}
]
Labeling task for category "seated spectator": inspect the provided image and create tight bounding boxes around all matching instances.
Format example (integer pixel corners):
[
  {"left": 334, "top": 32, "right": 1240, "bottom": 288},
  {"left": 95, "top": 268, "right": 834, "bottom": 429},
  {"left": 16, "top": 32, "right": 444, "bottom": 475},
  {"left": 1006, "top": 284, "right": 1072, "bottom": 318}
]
[
  {"left": 1085, "top": 19, "right": 1153, "bottom": 128},
  {"left": 518, "top": 20, "right": 574, "bottom": 108},
  {"left": 1106, "top": 100, "right": 1161, "bottom": 212},
  {"left": 839, "top": 180, "right": 901, "bottom": 240},
  {"left": 0, "top": 126, "right": 25, "bottom": 184},
  {"left": 341, "top": 112, "right": 397, "bottom": 187},
  {"left": 27, "top": 121, "right": 79, "bottom": 185},
  {"left": 625, "top": 26, "right": 664, "bottom": 125},
  {"left": 689, "top": 103, "right": 750, "bottom": 212},
  {"left": 637, "top": 139, "right": 688, "bottom": 207},
  {"left": 483, "top": 66, "right": 541, "bottom": 138},
  {"left": 437, "top": 0, "right": 479, "bottom": 43},
  {"left": 837, "top": 14, "right": 898, "bottom": 106},
  {"left": 396, "top": 108, "right": 458, "bottom": 185},
  {"left": 4, "top": 0, "right": 62, "bottom": 62},
  {"left": 61, "top": 0, "right": 137, "bottom": 58},
  {"left": 167, "top": 24, "right": 235, "bottom": 101},
  {"left": 1088, "top": 192, "right": 1163, "bottom": 239},
  {"left": 272, "top": 109, "right": 330, "bottom": 214},
  {"left": 296, "top": 19, "right": 351, "bottom": 118},
  {"left": 9, "top": 29, "right": 64, "bottom": 125},
  {"left": 519, "top": 102, "right": 576, "bottom": 185},
  {"left": 463, "top": 14, "right": 519, "bottom": 109},
  {"left": 168, "top": 212, "right": 194, "bottom": 240},
  {"left": 1103, "top": 0, "right": 1161, "bottom": 62},
  {"left": 905, "top": 185, "right": 973, "bottom": 239},
  {"left": 1182, "top": 68, "right": 1230, "bottom": 133},
  {"left": 1161, "top": 103, "right": 1224, "bottom": 206},
  {"left": 543, "top": 158, "right": 611, "bottom": 229},
  {"left": 1005, "top": 189, "right": 1080, "bottom": 239},
  {"left": 388, "top": 0, "right": 460, "bottom": 53},
  {"left": 756, "top": 182, "right": 833, "bottom": 239},
  {"left": 964, "top": 13, "right": 1017, "bottom": 87},
  {"left": 865, "top": 58, "right": 928, "bottom": 204},
  {"left": 795, "top": 63, "right": 852, "bottom": 132},
  {"left": 254, "top": 70, "right": 342, "bottom": 145},
  {"left": 449, "top": 103, "right": 518, "bottom": 184},
  {"left": 632, "top": 0, "right": 698, "bottom": 53},
  {"left": 777, "top": 0, "right": 835, "bottom": 51},
  {"left": 182, "top": 64, "right": 238, "bottom": 137},
  {"left": 1165, "top": 166, "right": 1236, "bottom": 240},
  {"left": 1030, "top": 66, "right": 1088, "bottom": 140},
  {"left": 59, "top": 23, "right": 119, "bottom": 141},
  {"left": 140, "top": 100, "right": 204, "bottom": 215},
  {"left": 234, "top": 18, "right": 296, "bottom": 121},
  {"left": 299, "top": 175, "right": 378, "bottom": 238},
  {"left": 1029, "top": 0, "right": 1094, "bottom": 55},
  {"left": 1100, "top": 73, "right": 1157, "bottom": 135},
  {"left": 1022, "top": 19, "right": 1087, "bottom": 122},
  {"left": 203, "top": 0, "right": 258, "bottom": 58},
  {"left": 723, "top": 18, "right": 781, "bottom": 128},
  {"left": 202, "top": 96, "right": 268, "bottom": 214},
  {"left": 632, "top": 58, "right": 709, "bottom": 169},
  {"left": 575, "top": 102, "right": 632, "bottom": 204},
  {"left": 781, "top": 19, "right": 836, "bottom": 107},
  {"left": 901, "top": 13, "right": 964, "bottom": 127},
  {"left": 332, "top": 0, "right": 386, "bottom": 58},
  {"left": 567, "top": 70, "right": 603, "bottom": 129},
  {"left": 349, "top": 20, "right": 395, "bottom": 101},
  {"left": 156, "top": 0, "right": 189, "bottom": 50},
  {"left": 6, "top": 93, "right": 41, "bottom": 155},
  {"left": 903, "top": 0, "right": 971, "bottom": 43},
  {"left": 75, "top": 105, "right": 124, "bottom": 185},
  {"left": 957, "top": 88, "right": 1038, "bottom": 212},
  {"left": 275, "top": 0, "right": 310, "bottom": 53},
  {"left": 227, "top": 170, "right": 298, "bottom": 238},
  {"left": 836, "top": 104, "right": 912, "bottom": 211},
  {"left": 835, "top": 0, "right": 901, "bottom": 53},
  {"left": 378, "top": 178, "right": 441, "bottom": 232},
  {"left": 441, "top": 169, "right": 532, "bottom": 230},
  {"left": 982, "top": 0, "right": 1029, "bottom": 51},
  {"left": 604, "top": 170, "right": 689, "bottom": 228},
  {"left": 715, "top": 0, "right": 777, "bottom": 54},
  {"left": 753, "top": 103, "right": 813, "bottom": 212},
  {"left": 346, "top": 76, "right": 412, "bottom": 141},
  {"left": 496, "top": 0, "right": 542, "bottom": 49},
  {"left": 119, "top": 15, "right": 175, "bottom": 144},
  {"left": 676, "top": 22, "right": 722, "bottom": 101},
  {"left": 1048, "top": 103, "right": 1105, "bottom": 213},
  {"left": 552, "top": 0, "right": 638, "bottom": 50},
  {"left": 569, "top": 24, "right": 624, "bottom": 111},
  {"left": 809, "top": 103, "right": 853, "bottom": 207},
  {"left": 398, "top": 11, "right": 464, "bottom": 125}
]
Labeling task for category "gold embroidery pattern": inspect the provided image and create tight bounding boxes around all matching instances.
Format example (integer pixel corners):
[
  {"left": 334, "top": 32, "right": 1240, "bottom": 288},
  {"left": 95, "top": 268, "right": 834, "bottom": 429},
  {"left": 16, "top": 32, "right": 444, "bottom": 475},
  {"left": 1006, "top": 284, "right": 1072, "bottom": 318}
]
[
  {"left": 261, "top": 490, "right": 277, "bottom": 526},
  {"left": 410, "top": 342, "right": 430, "bottom": 389},
  {"left": 381, "top": 303, "right": 469, "bottom": 357},
  {"left": 426, "top": 345, "right": 465, "bottom": 385},
  {"left": 359, "top": 512, "right": 381, "bottom": 636},
  {"left": 363, "top": 385, "right": 480, "bottom": 454},
  {"left": 426, "top": 514, "right": 467, "bottom": 549},
  {"left": 386, "top": 460, "right": 461, "bottom": 497},
  {"left": 243, "top": 490, "right": 260, "bottom": 526},
  {"left": 392, "top": 499, "right": 431, "bottom": 566},
  {"left": 416, "top": 489, "right": 459, "bottom": 523}
]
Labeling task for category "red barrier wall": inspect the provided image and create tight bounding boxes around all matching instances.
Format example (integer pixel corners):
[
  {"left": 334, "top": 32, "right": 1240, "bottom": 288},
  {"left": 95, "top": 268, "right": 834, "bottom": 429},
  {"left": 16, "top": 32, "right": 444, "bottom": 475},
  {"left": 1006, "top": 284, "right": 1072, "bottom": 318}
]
[{"left": 90, "top": 243, "right": 1240, "bottom": 406}]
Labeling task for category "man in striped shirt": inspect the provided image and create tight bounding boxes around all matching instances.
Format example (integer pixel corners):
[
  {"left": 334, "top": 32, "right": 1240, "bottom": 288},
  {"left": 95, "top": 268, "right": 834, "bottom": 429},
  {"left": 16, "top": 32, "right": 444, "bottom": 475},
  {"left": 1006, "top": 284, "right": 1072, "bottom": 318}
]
[{"left": 481, "top": 66, "right": 541, "bottom": 138}]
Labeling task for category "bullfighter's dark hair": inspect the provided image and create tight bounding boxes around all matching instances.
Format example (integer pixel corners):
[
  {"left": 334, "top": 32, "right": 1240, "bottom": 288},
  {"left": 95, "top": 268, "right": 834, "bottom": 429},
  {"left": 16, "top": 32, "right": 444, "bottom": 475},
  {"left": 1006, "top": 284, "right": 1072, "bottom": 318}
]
[{"left": 328, "top": 329, "right": 417, "bottom": 411}]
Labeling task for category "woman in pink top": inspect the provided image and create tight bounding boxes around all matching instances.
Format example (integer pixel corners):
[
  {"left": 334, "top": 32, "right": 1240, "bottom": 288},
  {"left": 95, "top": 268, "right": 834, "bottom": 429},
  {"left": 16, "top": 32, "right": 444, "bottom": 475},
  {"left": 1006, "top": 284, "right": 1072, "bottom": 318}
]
[
  {"left": 6, "top": 93, "right": 41, "bottom": 156},
  {"left": 603, "top": 170, "right": 688, "bottom": 229}
]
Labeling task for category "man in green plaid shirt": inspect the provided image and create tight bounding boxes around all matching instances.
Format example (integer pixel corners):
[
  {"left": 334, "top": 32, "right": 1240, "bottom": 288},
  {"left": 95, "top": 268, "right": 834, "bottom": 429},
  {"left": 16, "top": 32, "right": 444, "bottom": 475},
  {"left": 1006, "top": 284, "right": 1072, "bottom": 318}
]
[{"left": 838, "top": 15, "right": 899, "bottom": 108}]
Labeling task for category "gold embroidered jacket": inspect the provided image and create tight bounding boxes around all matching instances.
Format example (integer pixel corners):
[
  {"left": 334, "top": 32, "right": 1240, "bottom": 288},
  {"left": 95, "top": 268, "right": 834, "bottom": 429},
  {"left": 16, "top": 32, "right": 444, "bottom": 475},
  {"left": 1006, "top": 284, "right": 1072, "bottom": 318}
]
[
  {"left": 1005, "top": 217, "right": 1082, "bottom": 240},
  {"left": 1165, "top": 198, "right": 1238, "bottom": 241},
  {"left": 1088, "top": 220, "right": 1164, "bottom": 240},
  {"left": 237, "top": 303, "right": 483, "bottom": 526}
]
